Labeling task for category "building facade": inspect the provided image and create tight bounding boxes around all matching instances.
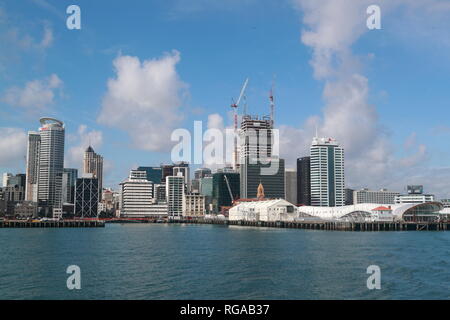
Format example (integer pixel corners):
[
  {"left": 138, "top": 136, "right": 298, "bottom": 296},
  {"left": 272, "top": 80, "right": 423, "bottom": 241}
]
[
  {"left": 84, "top": 146, "right": 103, "bottom": 201},
  {"left": 120, "top": 170, "right": 154, "bottom": 217},
  {"left": 310, "top": 137, "right": 345, "bottom": 207},
  {"left": 212, "top": 172, "right": 240, "bottom": 213},
  {"left": 296, "top": 157, "right": 311, "bottom": 206},
  {"left": 137, "top": 166, "right": 162, "bottom": 184},
  {"left": 25, "top": 132, "right": 40, "bottom": 202},
  {"left": 62, "top": 168, "right": 78, "bottom": 204},
  {"left": 353, "top": 188, "right": 400, "bottom": 205},
  {"left": 37, "top": 118, "right": 65, "bottom": 212},
  {"left": 183, "top": 193, "right": 206, "bottom": 216},
  {"left": 284, "top": 169, "right": 297, "bottom": 205},
  {"left": 74, "top": 176, "right": 99, "bottom": 218},
  {"left": 166, "top": 175, "right": 184, "bottom": 217}
]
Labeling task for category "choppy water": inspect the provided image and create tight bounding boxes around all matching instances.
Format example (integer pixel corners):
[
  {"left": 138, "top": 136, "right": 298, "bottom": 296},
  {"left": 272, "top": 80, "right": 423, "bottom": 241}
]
[{"left": 0, "top": 224, "right": 449, "bottom": 299}]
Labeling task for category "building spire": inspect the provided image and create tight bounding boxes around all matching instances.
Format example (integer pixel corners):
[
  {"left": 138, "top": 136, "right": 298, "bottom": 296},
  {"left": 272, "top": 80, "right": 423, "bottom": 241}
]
[{"left": 257, "top": 181, "right": 265, "bottom": 200}]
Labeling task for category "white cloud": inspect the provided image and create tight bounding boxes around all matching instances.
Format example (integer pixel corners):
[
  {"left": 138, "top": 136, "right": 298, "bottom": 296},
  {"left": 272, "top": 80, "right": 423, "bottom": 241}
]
[
  {"left": 97, "top": 51, "right": 187, "bottom": 152},
  {"left": 66, "top": 125, "right": 103, "bottom": 170},
  {"left": 0, "top": 128, "right": 27, "bottom": 169},
  {"left": 2, "top": 74, "right": 62, "bottom": 109},
  {"left": 284, "top": 0, "right": 450, "bottom": 193}
]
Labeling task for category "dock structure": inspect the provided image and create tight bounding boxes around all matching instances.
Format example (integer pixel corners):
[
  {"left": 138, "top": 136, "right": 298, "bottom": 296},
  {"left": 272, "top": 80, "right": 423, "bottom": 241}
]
[
  {"left": 169, "top": 218, "right": 450, "bottom": 231},
  {"left": 0, "top": 220, "right": 105, "bottom": 228}
]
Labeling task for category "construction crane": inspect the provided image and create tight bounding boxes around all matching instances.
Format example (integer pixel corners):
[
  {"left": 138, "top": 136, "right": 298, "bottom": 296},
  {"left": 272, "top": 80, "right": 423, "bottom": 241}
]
[
  {"left": 230, "top": 78, "right": 249, "bottom": 169},
  {"left": 269, "top": 77, "right": 275, "bottom": 126},
  {"left": 223, "top": 174, "right": 235, "bottom": 205}
]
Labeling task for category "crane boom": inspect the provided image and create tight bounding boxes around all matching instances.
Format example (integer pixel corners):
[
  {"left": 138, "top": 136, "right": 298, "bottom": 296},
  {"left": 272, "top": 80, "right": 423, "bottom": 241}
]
[
  {"left": 223, "top": 175, "right": 234, "bottom": 204},
  {"left": 235, "top": 78, "right": 249, "bottom": 107}
]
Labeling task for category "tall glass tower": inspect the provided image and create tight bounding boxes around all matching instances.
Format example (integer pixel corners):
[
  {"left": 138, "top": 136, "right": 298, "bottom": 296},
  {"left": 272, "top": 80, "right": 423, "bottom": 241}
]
[
  {"left": 37, "top": 118, "right": 65, "bottom": 210},
  {"left": 310, "top": 137, "right": 344, "bottom": 207}
]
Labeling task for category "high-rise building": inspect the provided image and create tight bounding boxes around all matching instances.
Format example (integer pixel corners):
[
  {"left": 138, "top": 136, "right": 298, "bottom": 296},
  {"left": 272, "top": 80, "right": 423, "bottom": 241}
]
[
  {"left": 25, "top": 131, "right": 40, "bottom": 202},
  {"left": 173, "top": 161, "right": 190, "bottom": 189},
  {"left": 83, "top": 146, "right": 103, "bottom": 201},
  {"left": 194, "top": 168, "right": 211, "bottom": 179},
  {"left": 37, "top": 118, "right": 65, "bottom": 211},
  {"left": 154, "top": 184, "right": 166, "bottom": 203},
  {"left": 137, "top": 166, "right": 162, "bottom": 183},
  {"left": 212, "top": 172, "right": 240, "bottom": 213},
  {"left": 166, "top": 175, "right": 184, "bottom": 217},
  {"left": 62, "top": 168, "right": 78, "bottom": 204},
  {"left": 310, "top": 137, "right": 345, "bottom": 207},
  {"left": 345, "top": 188, "right": 355, "bottom": 205},
  {"left": 297, "top": 157, "right": 311, "bottom": 206},
  {"left": 353, "top": 188, "right": 400, "bottom": 205},
  {"left": 161, "top": 164, "right": 175, "bottom": 183},
  {"left": 2, "top": 173, "right": 12, "bottom": 187},
  {"left": 120, "top": 170, "right": 154, "bottom": 217},
  {"left": 239, "top": 115, "right": 285, "bottom": 199},
  {"left": 285, "top": 169, "right": 297, "bottom": 204},
  {"left": 74, "top": 175, "right": 99, "bottom": 218}
]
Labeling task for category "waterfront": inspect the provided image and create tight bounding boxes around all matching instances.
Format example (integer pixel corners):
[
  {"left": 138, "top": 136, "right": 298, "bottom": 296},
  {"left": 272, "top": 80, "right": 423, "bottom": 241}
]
[{"left": 0, "top": 224, "right": 449, "bottom": 299}]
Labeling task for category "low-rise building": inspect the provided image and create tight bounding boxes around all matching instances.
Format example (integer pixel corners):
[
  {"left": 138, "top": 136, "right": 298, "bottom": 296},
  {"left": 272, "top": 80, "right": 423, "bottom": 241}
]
[
  {"left": 183, "top": 193, "right": 205, "bottom": 217},
  {"left": 229, "top": 199, "right": 298, "bottom": 222},
  {"left": 353, "top": 188, "right": 400, "bottom": 205}
]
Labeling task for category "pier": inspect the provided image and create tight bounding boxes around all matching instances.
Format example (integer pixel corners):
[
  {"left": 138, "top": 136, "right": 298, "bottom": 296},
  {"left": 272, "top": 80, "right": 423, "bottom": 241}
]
[
  {"left": 169, "top": 218, "right": 450, "bottom": 231},
  {"left": 0, "top": 220, "right": 105, "bottom": 228}
]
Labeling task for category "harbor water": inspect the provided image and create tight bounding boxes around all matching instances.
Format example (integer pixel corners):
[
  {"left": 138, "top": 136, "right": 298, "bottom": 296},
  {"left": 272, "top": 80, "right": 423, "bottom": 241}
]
[{"left": 0, "top": 223, "right": 449, "bottom": 299}]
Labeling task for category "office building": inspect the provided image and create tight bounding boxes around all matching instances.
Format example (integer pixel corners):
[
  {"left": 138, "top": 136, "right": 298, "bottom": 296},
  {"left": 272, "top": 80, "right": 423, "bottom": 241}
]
[
  {"left": 212, "top": 171, "right": 240, "bottom": 213},
  {"left": 84, "top": 146, "right": 103, "bottom": 201},
  {"left": 183, "top": 192, "right": 206, "bottom": 217},
  {"left": 25, "top": 131, "right": 40, "bottom": 201},
  {"left": 353, "top": 188, "right": 400, "bottom": 205},
  {"left": 37, "top": 118, "right": 65, "bottom": 212},
  {"left": 137, "top": 166, "right": 162, "bottom": 184},
  {"left": 62, "top": 168, "right": 78, "bottom": 204},
  {"left": 74, "top": 175, "right": 99, "bottom": 218},
  {"left": 166, "top": 175, "right": 184, "bottom": 217},
  {"left": 2, "top": 173, "right": 12, "bottom": 187},
  {"left": 173, "top": 161, "right": 190, "bottom": 188},
  {"left": 285, "top": 169, "right": 297, "bottom": 205},
  {"left": 345, "top": 188, "right": 354, "bottom": 205},
  {"left": 154, "top": 184, "right": 166, "bottom": 203},
  {"left": 120, "top": 170, "right": 154, "bottom": 217},
  {"left": 297, "top": 157, "right": 311, "bottom": 206},
  {"left": 310, "top": 137, "right": 345, "bottom": 207},
  {"left": 161, "top": 164, "right": 175, "bottom": 183},
  {"left": 239, "top": 115, "right": 285, "bottom": 199},
  {"left": 395, "top": 194, "right": 435, "bottom": 204}
]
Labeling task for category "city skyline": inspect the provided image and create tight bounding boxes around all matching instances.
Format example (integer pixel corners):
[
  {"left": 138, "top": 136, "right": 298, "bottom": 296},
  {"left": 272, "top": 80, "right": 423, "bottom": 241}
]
[{"left": 1, "top": 1, "right": 450, "bottom": 198}]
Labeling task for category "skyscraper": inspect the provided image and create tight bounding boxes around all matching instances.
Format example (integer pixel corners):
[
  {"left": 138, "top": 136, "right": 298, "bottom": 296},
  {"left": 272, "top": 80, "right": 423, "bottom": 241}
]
[
  {"left": 166, "top": 175, "right": 184, "bottom": 217},
  {"left": 37, "top": 118, "right": 65, "bottom": 211},
  {"left": 296, "top": 157, "right": 311, "bottom": 206},
  {"left": 74, "top": 174, "right": 99, "bottom": 218},
  {"left": 25, "top": 132, "right": 40, "bottom": 202},
  {"left": 310, "top": 137, "right": 345, "bottom": 207},
  {"left": 83, "top": 146, "right": 103, "bottom": 201},
  {"left": 239, "top": 115, "right": 285, "bottom": 199},
  {"left": 284, "top": 169, "right": 297, "bottom": 204},
  {"left": 212, "top": 171, "right": 240, "bottom": 213},
  {"left": 62, "top": 168, "right": 78, "bottom": 204}
]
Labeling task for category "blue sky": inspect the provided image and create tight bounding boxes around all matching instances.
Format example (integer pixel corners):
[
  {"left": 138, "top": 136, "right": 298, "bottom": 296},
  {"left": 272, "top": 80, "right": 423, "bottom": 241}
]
[{"left": 1, "top": 0, "right": 450, "bottom": 197}]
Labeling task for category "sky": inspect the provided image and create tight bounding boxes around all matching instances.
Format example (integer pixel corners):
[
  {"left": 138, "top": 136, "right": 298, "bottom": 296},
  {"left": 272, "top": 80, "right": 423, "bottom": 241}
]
[{"left": 1, "top": 0, "right": 450, "bottom": 198}]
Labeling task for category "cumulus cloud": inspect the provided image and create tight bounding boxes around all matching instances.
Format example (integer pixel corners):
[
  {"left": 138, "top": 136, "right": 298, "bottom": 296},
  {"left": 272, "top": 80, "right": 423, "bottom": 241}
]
[
  {"left": 0, "top": 128, "right": 27, "bottom": 169},
  {"left": 66, "top": 125, "right": 103, "bottom": 170},
  {"left": 284, "top": 0, "right": 450, "bottom": 193},
  {"left": 2, "top": 74, "right": 62, "bottom": 109},
  {"left": 97, "top": 51, "right": 187, "bottom": 152}
]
